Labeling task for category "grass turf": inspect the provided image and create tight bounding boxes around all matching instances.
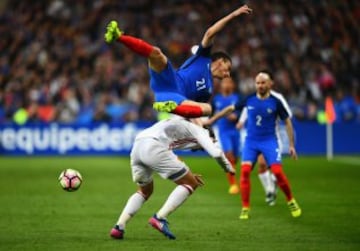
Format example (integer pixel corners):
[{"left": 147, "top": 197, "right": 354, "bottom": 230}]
[{"left": 0, "top": 156, "right": 359, "bottom": 251}]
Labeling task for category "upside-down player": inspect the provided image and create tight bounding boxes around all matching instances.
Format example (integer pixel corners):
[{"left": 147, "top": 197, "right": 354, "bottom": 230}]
[{"left": 104, "top": 5, "right": 252, "bottom": 118}]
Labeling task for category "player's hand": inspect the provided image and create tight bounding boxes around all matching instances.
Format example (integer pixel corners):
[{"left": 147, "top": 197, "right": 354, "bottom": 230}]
[
  {"left": 232, "top": 4, "right": 252, "bottom": 17},
  {"left": 289, "top": 146, "right": 298, "bottom": 160},
  {"left": 193, "top": 173, "right": 205, "bottom": 186},
  {"left": 236, "top": 122, "right": 244, "bottom": 129}
]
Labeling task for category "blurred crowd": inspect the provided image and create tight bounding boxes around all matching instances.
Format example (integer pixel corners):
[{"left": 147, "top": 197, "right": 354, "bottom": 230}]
[{"left": 0, "top": 0, "right": 359, "bottom": 125}]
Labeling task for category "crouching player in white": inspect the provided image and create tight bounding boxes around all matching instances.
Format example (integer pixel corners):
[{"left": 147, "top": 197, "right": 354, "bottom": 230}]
[{"left": 110, "top": 115, "right": 235, "bottom": 240}]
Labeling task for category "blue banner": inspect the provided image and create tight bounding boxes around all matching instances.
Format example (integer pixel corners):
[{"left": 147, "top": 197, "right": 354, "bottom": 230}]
[
  {"left": 0, "top": 123, "right": 151, "bottom": 155},
  {"left": 0, "top": 122, "right": 359, "bottom": 155}
]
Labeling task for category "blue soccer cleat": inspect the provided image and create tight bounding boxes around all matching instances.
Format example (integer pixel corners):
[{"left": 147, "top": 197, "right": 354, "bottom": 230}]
[{"left": 148, "top": 214, "right": 176, "bottom": 240}]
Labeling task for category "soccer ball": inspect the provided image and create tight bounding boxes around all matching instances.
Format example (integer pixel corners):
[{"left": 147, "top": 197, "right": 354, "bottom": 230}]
[{"left": 58, "top": 169, "right": 82, "bottom": 192}]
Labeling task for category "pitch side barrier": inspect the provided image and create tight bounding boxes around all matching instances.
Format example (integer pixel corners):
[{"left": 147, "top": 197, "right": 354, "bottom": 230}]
[{"left": 0, "top": 121, "right": 359, "bottom": 155}]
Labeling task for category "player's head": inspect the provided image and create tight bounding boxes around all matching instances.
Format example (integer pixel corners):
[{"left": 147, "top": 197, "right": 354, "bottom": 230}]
[
  {"left": 210, "top": 51, "right": 232, "bottom": 79},
  {"left": 220, "top": 77, "right": 236, "bottom": 94},
  {"left": 255, "top": 71, "right": 273, "bottom": 97}
]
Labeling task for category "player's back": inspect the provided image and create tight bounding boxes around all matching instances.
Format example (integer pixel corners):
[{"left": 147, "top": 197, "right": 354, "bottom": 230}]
[
  {"left": 176, "top": 46, "right": 213, "bottom": 102},
  {"left": 244, "top": 93, "right": 290, "bottom": 140},
  {"left": 135, "top": 116, "right": 199, "bottom": 149}
]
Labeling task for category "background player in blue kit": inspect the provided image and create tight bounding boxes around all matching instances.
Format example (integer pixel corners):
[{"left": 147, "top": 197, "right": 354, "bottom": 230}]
[
  {"left": 104, "top": 5, "right": 252, "bottom": 118},
  {"left": 211, "top": 77, "right": 241, "bottom": 194},
  {"left": 208, "top": 71, "right": 301, "bottom": 219}
]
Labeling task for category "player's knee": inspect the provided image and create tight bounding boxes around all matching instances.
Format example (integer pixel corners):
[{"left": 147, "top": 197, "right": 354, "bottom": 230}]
[
  {"left": 201, "top": 103, "right": 212, "bottom": 115},
  {"left": 258, "top": 163, "right": 267, "bottom": 173},
  {"left": 270, "top": 163, "right": 283, "bottom": 175},
  {"left": 138, "top": 187, "right": 152, "bottom": 200},
  {"left": 240, "top": 164, "right": 252, "bottom": 178},
  {"left": 149, "top": 47, "right": 167, "bottom": 65}
]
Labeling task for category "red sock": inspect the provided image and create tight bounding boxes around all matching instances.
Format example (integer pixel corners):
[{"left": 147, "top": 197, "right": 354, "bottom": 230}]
[
  {"left": 118, "top": 35, "right": 153, "bottom": 57},
  {"left": 227, "top": 158, "right": 236, "bottom": 185},
  {"left": 173, "top": 104, "right": 203, "bottom": 118},
  {"left": 227, "top": 173, "right": 236, "bottom": 185},
  {"left": 270, "top": 164, "right": 293, "bottom": 201},
  {"left": 240, "top": 164, "right": 252, "bottom": 208}
]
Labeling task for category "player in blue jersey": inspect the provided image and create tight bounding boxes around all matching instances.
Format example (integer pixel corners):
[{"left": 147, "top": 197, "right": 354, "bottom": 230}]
[
  {"left": 211, "top": 77, "right": 241, "bottom": 194},
  {"left": 237, "top": 88, "right": 293, "bottom": 206},
  {"left": 208, "top": 71, "right": 301, "bottom": 219},
  {"left": 104, "top": 5, "right": 252, "bottom": 118}
]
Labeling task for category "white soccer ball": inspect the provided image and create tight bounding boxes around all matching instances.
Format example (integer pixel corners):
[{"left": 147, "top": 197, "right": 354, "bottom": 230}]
[{"left": 58, "top": 169, "right": 83, "bottom": 192}]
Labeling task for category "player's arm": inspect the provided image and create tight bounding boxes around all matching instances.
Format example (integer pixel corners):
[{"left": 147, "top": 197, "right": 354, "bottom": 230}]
[
  {"left": 201, "top": 4, "right": 252, "bottom": 48},
  {"left": 284, "top": 118, "right": 297, "bottom": 160},
  {"left": 187, "top": 123, "right": 235, "bottom": 174},
  {"left": 205, "top": 104, "right": 235, "bottom": 125},
  {"left": 277, "top": 95, "right": 297, "bottom": 159},
  {"left": 236, "top": 107, "right": 248, "bottom": 129}
]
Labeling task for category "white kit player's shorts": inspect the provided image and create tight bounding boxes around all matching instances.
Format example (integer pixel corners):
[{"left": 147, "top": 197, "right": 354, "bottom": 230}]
[{"left": 130, "top": 138, "right": 189, "bottom": 186}]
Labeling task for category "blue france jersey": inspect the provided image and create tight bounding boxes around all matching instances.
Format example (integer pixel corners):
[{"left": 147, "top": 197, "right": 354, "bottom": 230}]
[
  {"left": 236, "top": 93, "right": 290, "bottom": 140},
  {"left": 212, "top": 93, "right": 241, "bottom": 130},
  {"left": 176, "top": 46, "right": 213, "bottom": 102}
]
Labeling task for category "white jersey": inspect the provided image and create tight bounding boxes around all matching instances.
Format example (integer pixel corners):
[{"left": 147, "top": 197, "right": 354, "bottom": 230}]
[{"left": 135, "top": 116, "right": 222, "bottom": 158}]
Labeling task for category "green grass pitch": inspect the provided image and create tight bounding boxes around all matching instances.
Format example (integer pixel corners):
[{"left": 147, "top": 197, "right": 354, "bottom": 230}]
[{"left": 0, "top": 155, "right": 359, "bottom": 251}]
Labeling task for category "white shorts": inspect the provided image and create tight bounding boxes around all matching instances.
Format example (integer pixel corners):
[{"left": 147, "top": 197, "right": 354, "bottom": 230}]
[{"left": 130, "top": 138, "right": 189, "bottom": 186}]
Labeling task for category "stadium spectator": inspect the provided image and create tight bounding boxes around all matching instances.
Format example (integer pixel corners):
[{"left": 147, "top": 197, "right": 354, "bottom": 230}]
[{"left": 0, "top": 0, "right": 359, "bottom": 124}]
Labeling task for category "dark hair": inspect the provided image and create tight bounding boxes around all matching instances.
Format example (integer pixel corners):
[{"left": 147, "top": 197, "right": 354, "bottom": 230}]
[
  {"left": 259, "top": 69, "right": 273, "bottom": 80},
  {"left": 211, "top": 51, "right": 232, "bottom": 64}
]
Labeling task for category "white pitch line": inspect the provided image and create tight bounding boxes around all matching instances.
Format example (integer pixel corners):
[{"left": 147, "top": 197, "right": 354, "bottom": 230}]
[{"left": 333, "top": 156, "right": 360, "bottom": 166}]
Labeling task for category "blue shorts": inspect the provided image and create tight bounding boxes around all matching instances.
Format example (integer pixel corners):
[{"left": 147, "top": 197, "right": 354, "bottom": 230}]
[
  {"left": 218, "top": 129, "right": 240, "bottom": 158},
  {"left": 149, "top": 62, "right": 187, "bottom": 105},
  {"left": 241, "top": 138, "right": 282, "bottom": 166}
]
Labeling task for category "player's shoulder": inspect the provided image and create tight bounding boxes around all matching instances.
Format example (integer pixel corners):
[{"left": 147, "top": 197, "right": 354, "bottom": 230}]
[
  {"left": 270, "top": 90, "right": 285, "bottom": 100},
  {"left": 269, "top": 90, "right": 289, "bottom": 105}
]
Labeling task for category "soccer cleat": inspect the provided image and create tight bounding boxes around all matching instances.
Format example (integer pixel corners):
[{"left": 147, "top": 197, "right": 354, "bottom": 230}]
[
  {"left": 228, "top": 184, "right": 239, "bottom": 195},
  {"left": 153, "top": 101, "right": 178, "bottom": 113},
  {"left": 239, "top": 207, "right": 250, "bottom": 220},
  {"left": 110, "top": 225, "right": 124, "bottom": 239},
  {"left": 149, "top": 214, "right": 176, "bottom": 240},
  {"left": 287, "top": 198, "right": 302, "bottom": 217},
  {"left": 104, "top": 20, "right": 122, "bottom": 44},
  {"left": 265, "top": 192, "right": 276, "bottom": 206}
]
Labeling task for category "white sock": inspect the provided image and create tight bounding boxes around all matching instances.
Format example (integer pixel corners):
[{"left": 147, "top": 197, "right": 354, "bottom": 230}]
[
  {"left": 258, "top": 170, "right": 276, "bottom": 194},
  {"left": 157, "top": 185, "right": 193, "bottom": 219},
  {"left": 116, "top": 192, "right": 146, "bottom": 228}
]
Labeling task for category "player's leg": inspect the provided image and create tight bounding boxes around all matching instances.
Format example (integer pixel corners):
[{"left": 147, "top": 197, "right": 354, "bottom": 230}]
[
  {"left": 239, "top": 141, "right": 257, "bottom": 219},
  {"left": 110, "top": 182, "right": 152, "bottom": 239},
  {"left": 105, "top": 20, "right": 167, "bottom": 72},
  {"left": 225, "top": 151, "right": 239, "bottom": 194},
  {"left": 110, "top": 140, "right": 155, "bottom": 239},
  {"left": 229, "top": 130, "right": 240, "bottom": 194},
  {"left": 149, "top": 170, "right": 201, "bottom": 240},
  {"left": 257, "top": 154, "right": 277, "bottom": 206},
  {"left": 175, "top": 100, "right": 212, "bottom": 117},
  {"left": 153, "top": 90, "right": 212, "bottom": 118},
  {"left": 218, "top": 130, "right": 239, "bottom": 194},
  {"left": 145, "top": 144, "right": 198, "bottom": 239},
  {"left": 261, "top": 140, "right": 301, "bottom": 217}
]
